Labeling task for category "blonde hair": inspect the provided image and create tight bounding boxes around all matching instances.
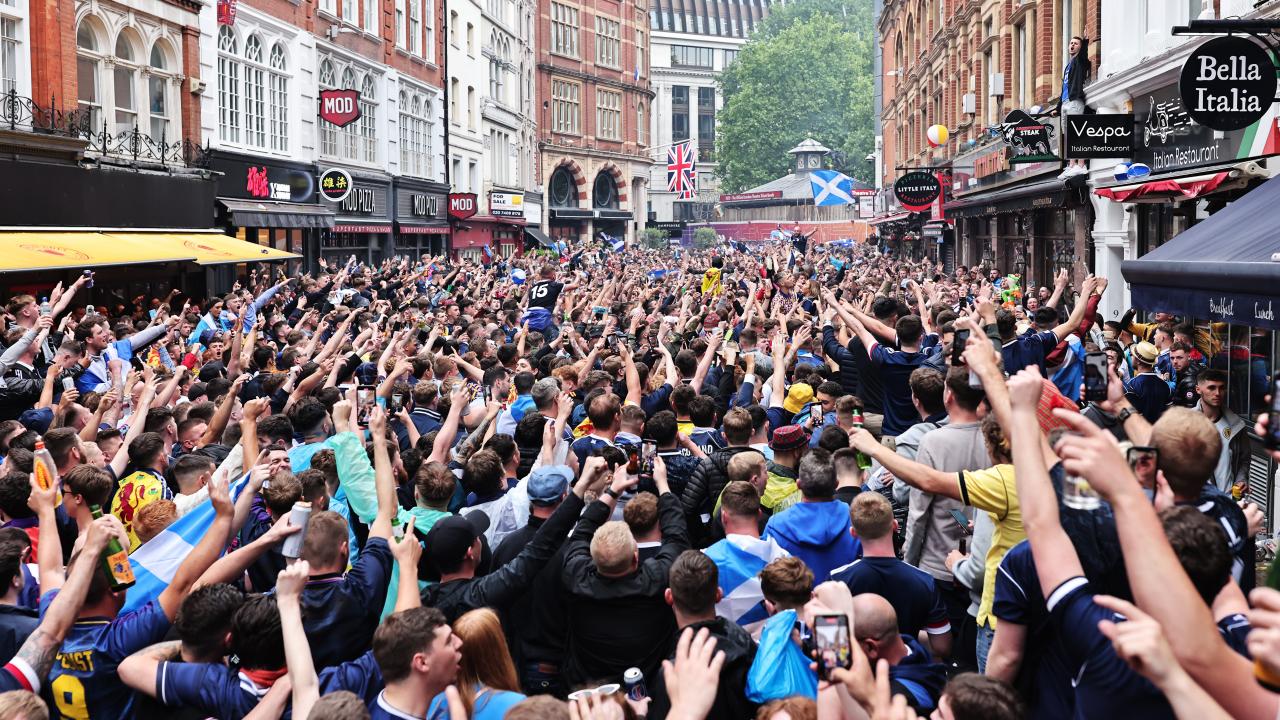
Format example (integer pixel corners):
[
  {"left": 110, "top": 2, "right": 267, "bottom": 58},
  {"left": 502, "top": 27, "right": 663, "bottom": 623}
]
[
  {"left": 454, "top": 609, "right": 521, "bottom": 718},
  {"left": 0, "top": 690, "right": 48, "bottom": 720},
  {"left": 590, "top": 521, "right": 637, "bottom": 575}
]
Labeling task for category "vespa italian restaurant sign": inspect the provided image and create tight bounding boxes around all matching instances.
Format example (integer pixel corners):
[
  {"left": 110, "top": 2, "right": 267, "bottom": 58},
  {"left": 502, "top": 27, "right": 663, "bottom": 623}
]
[
  {"left": 1065, "top": 114, "right": 1135, "bottom": 159},
  {"left": 1179, "top": 36, "right": 1276, "bottom": 132},
  {"left": 894, "top": 171, "right": 941, "bottom": 212}
]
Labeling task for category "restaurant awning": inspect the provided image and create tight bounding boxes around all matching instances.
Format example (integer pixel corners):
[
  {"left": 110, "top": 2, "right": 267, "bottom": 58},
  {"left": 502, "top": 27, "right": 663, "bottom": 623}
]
[
  {"left": 0, "top": 230, "right": 298, "bottom": 272},
  {"left": 101, "top": 232, "right": 299, "bottom": 266},
  {"left": 1121, "top": 171, "right": 1280, "bottom": 330},
  {"left": 218, "top": 198, "right": 335, "bottom": 229},
  {"left": 0, "top": 231, "right": 195, "bottom": 272},
  {"left": 524, "top": 226, "right": 554, "bottom": 249},
  {"left": 868, "top": 212, "right": 911, "bottom": 226},
  {"left": 945, "top": 177, "right": 1077, "bottom": 218},
  {"left": 1094, "top": 162, "right": 1265, "bottom": 204}
]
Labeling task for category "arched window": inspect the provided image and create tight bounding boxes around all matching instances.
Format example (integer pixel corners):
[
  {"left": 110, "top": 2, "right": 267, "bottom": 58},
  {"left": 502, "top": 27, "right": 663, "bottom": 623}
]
[
  {"left": 359, "top": 73, "right": 377, "bottom": 162},
  {"left": 113, "top": 32, "right": 138, "bottom": 133},
  {"left": 269, "top": 43, "right": 288, "bottom": 151},
  {"left": 340, "top": 67, "right": 358, "bottom": 158},
  {"left": 217, "top": 25, "right": 240, "bottom": 142},
  {"left": 549, "top": 166, "right": 578, "bottom": 208},
  {"left": 398, "top": 88, "right": 432, "bottom": 177},
  {"left": 243, "top": 35, "right": 265, "bottom": 147},
  {"left": 318, "top": 59, "right": 337, "bottom": 156},
  {"left": 148, "top": 42, "right": 171, "bottom": 141},
  {"left": 592, "top": 171, "right": 617, "bottom": 209},
  {"left": 76, "top": 20, "right": 103, "bottom": 130}
]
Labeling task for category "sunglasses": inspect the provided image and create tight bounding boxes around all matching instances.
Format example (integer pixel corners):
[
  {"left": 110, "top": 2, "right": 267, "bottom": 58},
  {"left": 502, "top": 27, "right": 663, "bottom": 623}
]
[{"left": 567, "top": 684, "right": 620, "bottom": 701}]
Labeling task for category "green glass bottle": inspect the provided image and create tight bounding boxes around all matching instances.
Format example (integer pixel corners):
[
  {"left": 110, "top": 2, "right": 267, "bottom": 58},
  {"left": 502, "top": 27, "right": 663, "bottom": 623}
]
[{"left": 90, "top": 505, "right": 135, "bottom": 591}]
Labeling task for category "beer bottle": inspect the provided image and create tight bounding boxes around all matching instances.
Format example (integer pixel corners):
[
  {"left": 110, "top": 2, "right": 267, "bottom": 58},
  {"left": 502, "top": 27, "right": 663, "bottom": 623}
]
[
  {"left": 90, "top": 505, "right": 136, "bottom": 591},
  {"left": 850, "top": 408, "right": 872, "bottom": 471}
]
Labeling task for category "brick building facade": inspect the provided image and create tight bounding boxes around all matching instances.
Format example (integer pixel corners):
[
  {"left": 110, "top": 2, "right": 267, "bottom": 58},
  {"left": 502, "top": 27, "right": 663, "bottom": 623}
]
[
  {"left": 876, "top": 0, "right": 1101, "bottom": 285},
  {"left": 536, "top": 0, "right": 652, "bottom": 246}
]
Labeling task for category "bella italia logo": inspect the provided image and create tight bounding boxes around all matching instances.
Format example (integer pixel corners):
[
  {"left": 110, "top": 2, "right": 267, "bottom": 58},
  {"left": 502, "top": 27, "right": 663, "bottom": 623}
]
[{"left": 1180, "top": 36, "right": 1276, "bottom": 132}]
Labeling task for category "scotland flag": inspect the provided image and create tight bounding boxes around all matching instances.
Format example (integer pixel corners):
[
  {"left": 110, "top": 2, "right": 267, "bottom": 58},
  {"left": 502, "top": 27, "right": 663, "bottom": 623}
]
[
  {"left": 601, "top": 233, "right": 624, "bottom": 252},
  {"left": 703, "top": 534, "right": 790, "bottom": 631},
  {"left": 123, "top": 467, "right": 251, "bottom": 612},
  {"left": 810, "top": 169, "right": 857, "bottom": 206}
]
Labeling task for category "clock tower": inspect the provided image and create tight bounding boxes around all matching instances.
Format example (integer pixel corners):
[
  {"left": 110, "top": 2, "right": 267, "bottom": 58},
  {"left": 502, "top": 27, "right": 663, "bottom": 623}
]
[{"left": 789, "top": 138, "right": 831, "bottom": 174}]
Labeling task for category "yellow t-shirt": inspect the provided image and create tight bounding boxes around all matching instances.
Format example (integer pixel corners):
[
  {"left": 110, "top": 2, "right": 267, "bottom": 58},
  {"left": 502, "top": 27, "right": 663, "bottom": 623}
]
[
  {"left": 958, "top": 464, "right": 1026, "bottom": 629},
  {"left": 111, "top": 469, "right": 169, "bottom": 551}
]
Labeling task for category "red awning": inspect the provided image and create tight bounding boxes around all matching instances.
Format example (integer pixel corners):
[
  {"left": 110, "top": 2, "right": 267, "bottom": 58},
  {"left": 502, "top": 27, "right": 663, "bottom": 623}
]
[{"left": 1094, "top": 172, "right": 1228, "bottom": 203}]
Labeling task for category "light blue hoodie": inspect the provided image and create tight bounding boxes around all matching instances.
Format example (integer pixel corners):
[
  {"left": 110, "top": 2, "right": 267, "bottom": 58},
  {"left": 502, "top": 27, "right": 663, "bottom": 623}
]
[{"left": 763, "top": 500, "right": 862, "bottom": 582}]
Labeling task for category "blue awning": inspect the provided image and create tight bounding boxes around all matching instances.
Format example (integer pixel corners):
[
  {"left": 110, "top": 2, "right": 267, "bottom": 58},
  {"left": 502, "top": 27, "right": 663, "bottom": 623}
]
[{"left": 1121, "top": 172, "right": 1280, "bottom": 329}]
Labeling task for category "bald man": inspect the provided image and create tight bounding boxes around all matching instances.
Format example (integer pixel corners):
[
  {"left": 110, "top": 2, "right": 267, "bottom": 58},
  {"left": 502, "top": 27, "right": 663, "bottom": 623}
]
[{"left": 852, "top": 593, "right": 948, "bottom": 714}]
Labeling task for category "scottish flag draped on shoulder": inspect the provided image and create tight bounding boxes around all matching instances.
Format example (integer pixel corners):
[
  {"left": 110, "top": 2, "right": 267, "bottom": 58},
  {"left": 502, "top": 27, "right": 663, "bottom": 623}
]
[{"left": 810, "top": 169, "right": 857, "bottom": 206}]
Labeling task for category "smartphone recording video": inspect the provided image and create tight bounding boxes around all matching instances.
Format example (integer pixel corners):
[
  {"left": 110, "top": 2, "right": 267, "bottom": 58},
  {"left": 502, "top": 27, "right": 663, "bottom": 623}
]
[
  {"left": 356, "top": 386, "right": 376, "bottom": 424},
  {"left": 814, "top": 614, "right": 852, "bottom": 681}
]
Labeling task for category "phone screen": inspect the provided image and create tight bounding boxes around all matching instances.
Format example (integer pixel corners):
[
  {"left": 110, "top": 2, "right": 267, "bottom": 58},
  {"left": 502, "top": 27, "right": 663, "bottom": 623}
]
[
  {"left": 390, "top": 393, "right": 404, "bottom": 414},
  {"left": 356, "top": 386, "right": 376, "bottom": 423},
  {"left": 1084, "top": 352, "right": 1108, "bottom": 402},
  {"left": 641, "top": 440, "right": 657, "bottom": 474},
  {"left": 814, "top": 615, "right": 852, "bottom": 680},
  {"left": 1127, "top": 446, "right": 1159, "bottom": 487},
  {"left": 949, "top": 508, "right": 972, "bottom": 535},
  {"left": 952, "top": 328, "right": 970, "bottom": 366}
]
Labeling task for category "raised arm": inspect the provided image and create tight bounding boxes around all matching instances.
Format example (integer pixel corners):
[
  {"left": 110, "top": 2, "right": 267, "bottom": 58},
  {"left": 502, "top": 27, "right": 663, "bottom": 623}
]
[
  {"left": 1049, "top": 276, "right": 1096, "bottom": 343},
  {"left": 367, "top": 407, "right": 396, "bottom": 540},
  {"left": 848, "top": 429, "right": 960, "bottom": 499},
  {"left": 277, "top": 561, "right": 319, "bottom": 720},
  {"left": 1051, "top": 409, "right": 1276, "bottom": 719},
  {"left": 158, "top": 469, "right": 234, "bottom": 620}
]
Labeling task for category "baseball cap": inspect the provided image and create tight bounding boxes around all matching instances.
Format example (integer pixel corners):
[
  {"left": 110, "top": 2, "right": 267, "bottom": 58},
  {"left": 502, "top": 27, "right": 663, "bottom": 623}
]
[
  {"left": 198, "top": 361, "right": 227, "bottom": 382},
  {"left": 423, "top": 511, "right": 490, "bottom": 579},
  {"left": 770, "top": 424, "right": 809, "bottom": 452},
  {"left": 528, "top": 465, "right": 572, "bottom": 505},
  {"left": 782, "top": 383, "right": 814, "bottom": 415}
]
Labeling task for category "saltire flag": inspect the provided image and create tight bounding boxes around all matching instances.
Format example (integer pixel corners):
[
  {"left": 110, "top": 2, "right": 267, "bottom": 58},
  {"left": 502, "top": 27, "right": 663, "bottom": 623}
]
[
  {"left": 510, "top": 268, "right": 527, "bottom": 285},
  {"left": 600, "top": 233, "right": 624, "bottom": 252},
  {"left": 703, "top": 535, "right": 790, "bottom": 630},
  {"left": 481, "top": 245, "right": 493, "bottom": 262},
  {"left": 123, "top": 470, "right": 252, "bottom": 613},
  {"left": 810, "top": 169, "right": 857, "bottom": 206},
  {"left": 648, "top": 269, "right": 669, "bottom": 279},
  {"left": 667, "top": 140, "right": 697, "bottom": 200}
]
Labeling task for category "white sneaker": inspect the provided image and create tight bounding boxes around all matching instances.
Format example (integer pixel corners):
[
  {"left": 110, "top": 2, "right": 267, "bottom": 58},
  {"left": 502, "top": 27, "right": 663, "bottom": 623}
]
[
  {"left": 1071, "top": 165, "right": 1090, "bottom": 177},
  {"left": 1057, "top": 167, "right": 1075, "bottom": 180}
]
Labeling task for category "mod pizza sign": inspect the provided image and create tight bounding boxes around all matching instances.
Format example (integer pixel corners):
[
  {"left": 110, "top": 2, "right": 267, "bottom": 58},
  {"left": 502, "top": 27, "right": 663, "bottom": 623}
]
[{"left": 319, "top": 89, "right": 361, "bottom": 128}]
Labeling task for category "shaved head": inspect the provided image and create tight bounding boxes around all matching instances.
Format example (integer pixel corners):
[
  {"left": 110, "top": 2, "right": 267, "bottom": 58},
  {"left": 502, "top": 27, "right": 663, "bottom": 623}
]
[{"left": 852, "top": 593, "right": 899, "bottom": 644}]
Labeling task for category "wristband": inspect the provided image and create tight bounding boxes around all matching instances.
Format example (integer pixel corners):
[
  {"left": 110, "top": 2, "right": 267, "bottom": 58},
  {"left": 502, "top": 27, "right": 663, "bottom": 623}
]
[{"left": 603, "top": 487, "right": 621, "bottom": 499}]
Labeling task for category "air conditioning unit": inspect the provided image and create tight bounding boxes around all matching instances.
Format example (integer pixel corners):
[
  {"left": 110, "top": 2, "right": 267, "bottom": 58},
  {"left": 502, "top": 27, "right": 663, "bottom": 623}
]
[
  {"left": 988, "top": 73, "right": 1004, "bottom": 97},
  {"left": 961, "top": 93, "right": 976, "bottom": 114},
  {"left": 187, "top": 77, "right": 206, "bottom": 95}
]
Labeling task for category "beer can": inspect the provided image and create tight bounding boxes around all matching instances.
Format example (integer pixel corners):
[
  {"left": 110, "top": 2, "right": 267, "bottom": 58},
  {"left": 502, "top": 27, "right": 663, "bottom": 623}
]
[{"left": 281, "top": 501, "right": 312, "bottom": 559}]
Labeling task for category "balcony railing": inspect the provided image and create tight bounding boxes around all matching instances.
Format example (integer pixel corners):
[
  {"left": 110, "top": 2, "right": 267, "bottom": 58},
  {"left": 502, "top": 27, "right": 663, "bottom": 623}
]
[{"left": 0, "top": 90, "right": 210, "bottom": 168}]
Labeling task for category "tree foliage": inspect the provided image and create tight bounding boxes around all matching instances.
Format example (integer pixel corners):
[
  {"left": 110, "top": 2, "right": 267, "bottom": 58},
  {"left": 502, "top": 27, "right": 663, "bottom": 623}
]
[
  {"left": 692, "top": 226, "right": 718, "bottom": 249},
  {"left": 718, "top": 0, "right": 875, "bottom": 192},
  {"left": 642, "top": 227, "right": 671, "bottom": 249}
]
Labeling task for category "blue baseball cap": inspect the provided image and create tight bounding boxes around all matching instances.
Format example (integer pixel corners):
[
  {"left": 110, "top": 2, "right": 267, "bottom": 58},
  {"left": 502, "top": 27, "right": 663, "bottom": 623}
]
[{"left": 528, "top": 465, "right": 573, "bottom": 505}]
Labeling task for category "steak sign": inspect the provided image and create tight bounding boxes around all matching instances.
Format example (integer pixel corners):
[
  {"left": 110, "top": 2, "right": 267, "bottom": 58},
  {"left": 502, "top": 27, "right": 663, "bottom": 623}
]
[{"left": 319, "top": 89, "right": 361, "bottom": 128}]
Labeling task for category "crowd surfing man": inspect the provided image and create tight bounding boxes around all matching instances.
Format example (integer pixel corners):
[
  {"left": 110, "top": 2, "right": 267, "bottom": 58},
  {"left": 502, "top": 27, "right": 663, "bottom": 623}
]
[{"left": 0, "top": 237, "right": 1265, "bottom": 720}]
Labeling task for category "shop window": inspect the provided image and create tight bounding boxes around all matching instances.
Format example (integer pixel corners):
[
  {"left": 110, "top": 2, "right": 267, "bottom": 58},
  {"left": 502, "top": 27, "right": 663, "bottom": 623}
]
[{"left": 399, "top": 87, "right": 434, "bottom": 177}]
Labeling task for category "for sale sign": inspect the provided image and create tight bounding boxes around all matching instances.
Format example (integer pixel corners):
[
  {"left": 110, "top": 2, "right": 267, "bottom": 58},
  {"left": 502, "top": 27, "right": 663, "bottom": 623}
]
[{"left": 319, "top": 89, "right": 361, "bottom": 128}]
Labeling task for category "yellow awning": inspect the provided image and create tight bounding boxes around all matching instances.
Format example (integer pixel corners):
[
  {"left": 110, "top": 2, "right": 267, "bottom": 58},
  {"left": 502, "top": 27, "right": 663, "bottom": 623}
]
[
  {"left": 102, "top": 232, "right": 300, "bottom": 266},
  {"left": 0, "top": 231, "right": 196, "bottom": 272}
]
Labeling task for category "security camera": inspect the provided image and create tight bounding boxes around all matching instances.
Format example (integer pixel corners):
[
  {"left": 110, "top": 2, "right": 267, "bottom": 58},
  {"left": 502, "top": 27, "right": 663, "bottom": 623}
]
[{"left": 865, "top": 154, "right": 876, "bottom": 163}]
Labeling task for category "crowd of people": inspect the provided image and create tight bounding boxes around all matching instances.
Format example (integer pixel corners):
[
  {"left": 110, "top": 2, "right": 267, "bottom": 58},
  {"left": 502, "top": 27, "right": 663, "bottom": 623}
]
[{"left": 0, "top": 235, "right": 1271, "bottom": 719}]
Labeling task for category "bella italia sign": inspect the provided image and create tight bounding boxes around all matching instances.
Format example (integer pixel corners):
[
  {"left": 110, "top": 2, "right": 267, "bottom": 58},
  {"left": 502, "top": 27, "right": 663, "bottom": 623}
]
[{"left": 1179, "top": 35, "right": 1276, "bottom": 132}]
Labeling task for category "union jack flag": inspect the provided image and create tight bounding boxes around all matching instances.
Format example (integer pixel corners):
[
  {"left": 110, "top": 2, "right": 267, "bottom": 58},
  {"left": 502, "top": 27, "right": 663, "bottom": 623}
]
[{"left": 667, "top": 141, "right": 697, "bottom": 200}]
